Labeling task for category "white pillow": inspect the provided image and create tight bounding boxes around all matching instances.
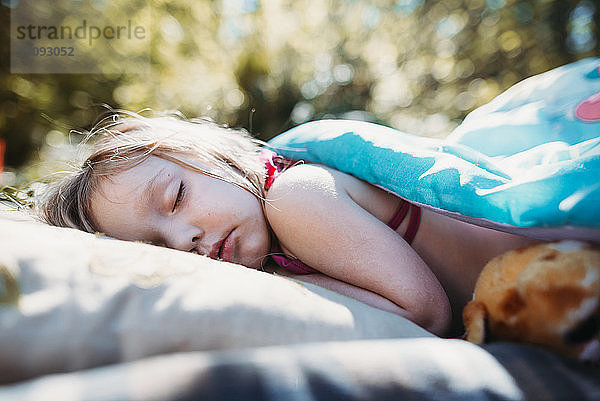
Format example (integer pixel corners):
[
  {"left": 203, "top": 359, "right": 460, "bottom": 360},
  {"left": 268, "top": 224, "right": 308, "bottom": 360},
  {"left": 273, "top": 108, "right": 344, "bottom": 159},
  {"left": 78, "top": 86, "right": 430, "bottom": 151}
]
[{"left": 0, "top": 208, "right": 432, "bottom": 383}]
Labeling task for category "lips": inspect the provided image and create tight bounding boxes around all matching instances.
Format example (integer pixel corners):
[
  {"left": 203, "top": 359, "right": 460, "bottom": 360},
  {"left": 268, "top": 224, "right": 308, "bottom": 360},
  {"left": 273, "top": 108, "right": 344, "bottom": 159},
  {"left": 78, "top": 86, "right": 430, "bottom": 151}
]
[
  {"left": 209, "top": 237, "right": 223, "bottom": 259},
  {"left": 220, "top": 229, "right": 235, "bottom": 263},
  {"left": 209, "top": 229, "right": 234, "bottom": 262}
]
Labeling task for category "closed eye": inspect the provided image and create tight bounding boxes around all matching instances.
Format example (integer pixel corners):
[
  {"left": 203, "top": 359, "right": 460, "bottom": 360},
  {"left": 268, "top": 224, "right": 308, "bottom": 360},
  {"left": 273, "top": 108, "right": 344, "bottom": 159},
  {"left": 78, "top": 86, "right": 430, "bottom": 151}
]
[{"left": 172, "top": 181, "right": 186, "bottom": 212}]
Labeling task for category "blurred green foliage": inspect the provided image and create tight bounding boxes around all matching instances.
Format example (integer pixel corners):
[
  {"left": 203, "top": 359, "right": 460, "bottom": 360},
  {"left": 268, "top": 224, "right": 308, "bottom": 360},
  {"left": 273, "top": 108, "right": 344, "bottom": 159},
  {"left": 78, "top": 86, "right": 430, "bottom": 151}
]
[{"left": 0, "top": 0, "right": 598, "bottom": 185}]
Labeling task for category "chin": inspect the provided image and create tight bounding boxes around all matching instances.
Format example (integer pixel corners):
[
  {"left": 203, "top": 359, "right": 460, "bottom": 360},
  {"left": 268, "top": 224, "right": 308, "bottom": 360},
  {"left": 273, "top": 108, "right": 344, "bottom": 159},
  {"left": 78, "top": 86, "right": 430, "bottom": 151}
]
[
  {"left": 233, "top": 225, "right": 271, "bottom": 270},
  {"left": 246, "top": 260, "right": 263, "bottom": 270},
  {"left": 237, "top": 238, "right": 271, "bottom": 270},
  {"left": 239, "top": 245, "right": 269, "bottom": 270}
]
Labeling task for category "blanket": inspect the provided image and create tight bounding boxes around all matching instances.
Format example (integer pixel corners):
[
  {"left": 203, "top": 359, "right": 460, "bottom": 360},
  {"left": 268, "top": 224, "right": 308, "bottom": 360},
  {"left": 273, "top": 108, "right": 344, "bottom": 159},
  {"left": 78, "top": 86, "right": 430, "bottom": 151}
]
[{"left": 268, "top": 58, "right": 600, "bottom": 243}]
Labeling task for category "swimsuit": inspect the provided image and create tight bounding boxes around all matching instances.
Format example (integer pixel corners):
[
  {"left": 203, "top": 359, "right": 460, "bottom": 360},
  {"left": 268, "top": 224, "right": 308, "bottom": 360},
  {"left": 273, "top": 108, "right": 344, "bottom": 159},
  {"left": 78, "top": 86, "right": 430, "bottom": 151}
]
[{"left": 260, "top": 149, "right": 421, "bottom": 275}]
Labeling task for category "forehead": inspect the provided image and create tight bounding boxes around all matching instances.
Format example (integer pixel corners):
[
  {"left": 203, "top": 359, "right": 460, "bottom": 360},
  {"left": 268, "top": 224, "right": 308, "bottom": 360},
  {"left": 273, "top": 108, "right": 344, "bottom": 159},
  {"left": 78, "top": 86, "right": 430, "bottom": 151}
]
[
  {"left": 90, "top": 156, "right": 175, "bottom": 238},
  {"left": 102, "top": 155, "right": 174, "bottom": 202}
]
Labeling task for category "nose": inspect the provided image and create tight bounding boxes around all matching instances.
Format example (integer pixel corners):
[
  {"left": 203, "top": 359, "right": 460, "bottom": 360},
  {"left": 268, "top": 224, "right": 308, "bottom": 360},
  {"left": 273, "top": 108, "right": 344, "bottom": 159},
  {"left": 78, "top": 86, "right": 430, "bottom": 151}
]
[{"left": 164, "top": 223, "right": 205, "bottom": 254}]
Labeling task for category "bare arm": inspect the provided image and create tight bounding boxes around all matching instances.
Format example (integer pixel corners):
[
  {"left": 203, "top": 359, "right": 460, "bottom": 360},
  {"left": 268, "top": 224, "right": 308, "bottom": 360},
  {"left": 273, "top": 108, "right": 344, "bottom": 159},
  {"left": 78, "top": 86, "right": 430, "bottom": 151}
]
[
  {"left": 274, "top": 268, "right": 416, "bottom": 320},
  {"left": 265, "top": 164, "right": 451, "bottom": 336}
]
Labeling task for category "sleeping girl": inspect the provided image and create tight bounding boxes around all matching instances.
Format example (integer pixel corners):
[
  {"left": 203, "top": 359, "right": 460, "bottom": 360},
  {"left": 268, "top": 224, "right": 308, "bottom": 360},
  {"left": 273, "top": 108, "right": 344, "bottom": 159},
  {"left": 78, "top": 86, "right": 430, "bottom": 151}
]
[{"left": 39, "top": 112, "right": 540, "bottom": 337}]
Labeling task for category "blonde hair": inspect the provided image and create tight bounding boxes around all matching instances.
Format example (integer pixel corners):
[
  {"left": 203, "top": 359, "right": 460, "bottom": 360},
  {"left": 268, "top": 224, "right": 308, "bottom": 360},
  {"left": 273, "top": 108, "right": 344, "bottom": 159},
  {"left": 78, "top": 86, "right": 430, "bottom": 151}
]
[{"left": 39, "top": 111, "right": 267, "bottom": 234}]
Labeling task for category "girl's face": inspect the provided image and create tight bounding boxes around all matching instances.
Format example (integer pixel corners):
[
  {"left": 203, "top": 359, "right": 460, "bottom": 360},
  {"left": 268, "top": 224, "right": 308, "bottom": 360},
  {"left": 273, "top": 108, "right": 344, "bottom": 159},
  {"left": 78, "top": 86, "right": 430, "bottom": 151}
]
[{"left": 90, "top": 155, "right": 271, "bottom": 269}]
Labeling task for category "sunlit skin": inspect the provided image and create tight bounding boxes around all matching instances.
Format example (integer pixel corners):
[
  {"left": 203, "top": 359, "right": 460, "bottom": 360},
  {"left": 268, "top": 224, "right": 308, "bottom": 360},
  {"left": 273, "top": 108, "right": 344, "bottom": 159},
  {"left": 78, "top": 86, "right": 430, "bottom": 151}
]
[
  {"left": 91, "top": 154, "right": 539, "bottom": 336},
  {"left": 90, "top": 155, "right": 272, "bottom": 269}
]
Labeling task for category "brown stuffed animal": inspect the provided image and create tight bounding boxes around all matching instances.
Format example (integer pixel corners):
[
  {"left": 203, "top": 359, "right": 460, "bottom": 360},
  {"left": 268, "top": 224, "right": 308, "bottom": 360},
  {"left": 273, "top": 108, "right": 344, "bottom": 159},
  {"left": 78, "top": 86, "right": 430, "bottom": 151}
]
[{"left": 463, "top": 240, "right": 600, "bottom": 362}]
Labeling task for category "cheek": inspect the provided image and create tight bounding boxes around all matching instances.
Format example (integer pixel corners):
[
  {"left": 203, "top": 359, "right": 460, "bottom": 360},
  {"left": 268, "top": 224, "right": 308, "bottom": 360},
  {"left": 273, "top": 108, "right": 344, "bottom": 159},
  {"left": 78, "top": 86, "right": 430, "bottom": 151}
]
[
  {"left": 227, "top": 188, "right": 264, "bottom": 218},
  {"left": 239, "top": 199, "right": 271, "bottom": 247},
  {"left": 89, "top": 189, "right": 125, "bottom": 232},
  {"left": 89, "top": 195, "right": 142, "bottom": 240}
]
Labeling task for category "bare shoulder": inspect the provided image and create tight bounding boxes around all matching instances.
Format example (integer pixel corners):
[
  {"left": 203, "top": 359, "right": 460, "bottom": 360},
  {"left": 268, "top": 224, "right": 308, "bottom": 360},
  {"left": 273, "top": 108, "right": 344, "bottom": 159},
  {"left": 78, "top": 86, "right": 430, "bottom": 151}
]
[
  {"left": 266, "top": 163, "right": 353, "bottom": 196},
  {"left": 263, "top": 162, "right": 402, "bottom": 262},
  {"left": 263, "top": 164, "right": 344, "bottom": 227},
  {"left": 263, "top": 163, "right": 366, "bottom": 259},
  {"left": 265, "top": 163, "right": 399, "bottom": 224}
]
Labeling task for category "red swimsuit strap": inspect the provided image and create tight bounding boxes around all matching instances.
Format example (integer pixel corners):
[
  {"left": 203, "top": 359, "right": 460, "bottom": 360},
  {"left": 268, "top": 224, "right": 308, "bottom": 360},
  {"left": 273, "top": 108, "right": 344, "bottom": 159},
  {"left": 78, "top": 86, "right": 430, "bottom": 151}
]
[
  {"left": 387, "top": 200, "right": 410, "bottom": 230},
  {"left": 388, "top": 199, "right": 422, "bottom": 245},
  {"left": 262, "top": 150, "right": 301, "bottom": 191},
  {"left": 403, "top": 205, "right": 421, "bottom": 245}
]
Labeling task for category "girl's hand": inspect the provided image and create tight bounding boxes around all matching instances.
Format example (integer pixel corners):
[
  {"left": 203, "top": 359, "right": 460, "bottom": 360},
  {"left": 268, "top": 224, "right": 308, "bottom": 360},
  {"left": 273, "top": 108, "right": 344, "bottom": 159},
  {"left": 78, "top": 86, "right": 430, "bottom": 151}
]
[{"left": 265, "top": 164, "right": 451, "bottom": 336}]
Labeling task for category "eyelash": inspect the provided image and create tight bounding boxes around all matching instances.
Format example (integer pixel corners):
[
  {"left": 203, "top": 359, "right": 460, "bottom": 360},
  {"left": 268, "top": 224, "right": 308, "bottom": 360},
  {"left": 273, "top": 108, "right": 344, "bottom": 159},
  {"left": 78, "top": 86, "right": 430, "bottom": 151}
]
[{"left": 172, "top": 181, "right": 186, "bottom": 212}]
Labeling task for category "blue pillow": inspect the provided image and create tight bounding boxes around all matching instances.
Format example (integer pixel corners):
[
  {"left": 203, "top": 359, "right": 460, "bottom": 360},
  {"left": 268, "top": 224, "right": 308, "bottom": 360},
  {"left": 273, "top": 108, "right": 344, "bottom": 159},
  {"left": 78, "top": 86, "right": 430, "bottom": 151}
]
[{"left": 267, "top": 58, "right": 600, "bottom": 242}]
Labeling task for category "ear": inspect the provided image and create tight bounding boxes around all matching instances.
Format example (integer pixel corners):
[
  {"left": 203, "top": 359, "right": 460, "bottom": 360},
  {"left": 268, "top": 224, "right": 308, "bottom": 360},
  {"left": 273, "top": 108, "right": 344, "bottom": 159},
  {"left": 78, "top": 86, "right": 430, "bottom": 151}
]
[{"left": 463, "top": 301, "right": 488, "bottom": 344}]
